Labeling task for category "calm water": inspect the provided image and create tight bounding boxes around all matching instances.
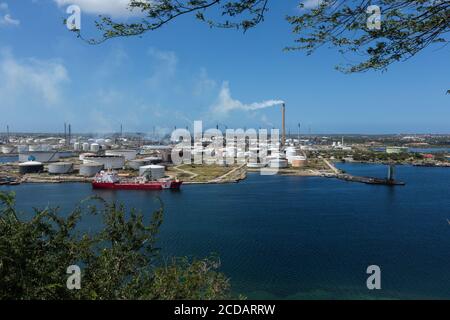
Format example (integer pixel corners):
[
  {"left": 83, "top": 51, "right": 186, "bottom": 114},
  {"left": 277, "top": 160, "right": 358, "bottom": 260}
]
[
  {"left": 1, "top": 163, "right": 450, "bottom": 299},
  {"left": 0, "top": 156, "right": 18, "bottom": 163},
  {"left": 371, "top": 147, "right": 450, "bottom": 153}
]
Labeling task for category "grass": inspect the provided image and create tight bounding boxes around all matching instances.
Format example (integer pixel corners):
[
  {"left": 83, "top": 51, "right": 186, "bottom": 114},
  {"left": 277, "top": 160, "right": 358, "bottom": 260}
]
[{"left": 169, "top": 164, "right": 238, "bottom": 182}]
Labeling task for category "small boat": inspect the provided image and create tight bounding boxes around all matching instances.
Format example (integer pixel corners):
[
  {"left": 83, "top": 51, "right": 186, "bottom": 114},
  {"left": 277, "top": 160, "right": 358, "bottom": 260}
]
[{"left": 92, "top": 170, "right": 182, "bottom": 190}]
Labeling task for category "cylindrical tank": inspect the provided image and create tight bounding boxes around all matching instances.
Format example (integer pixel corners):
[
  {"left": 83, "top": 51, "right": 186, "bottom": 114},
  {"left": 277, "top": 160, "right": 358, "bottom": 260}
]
[
  {"left": 29, "top": 145, "right": 41, "bottom": 152},
  {"left": 127, "top": 159, "right": 150, "bottom": 170},
  {"left": 48, "top": 162, "right": 74, "bottom": 174},
  {"left": 41, "top": 144, "right": 52, "bottom": 152},
  {"left": 291, "top": 156, "right": 308, "bottom": 168},
  {"left": 19, "top": 151, "right": 60, "bottom": 163},
  {"left": 106, "top": 149, "right": 137, "bottom": 161},
  {"left": 17, "top": 145, "right": 29, "bottom": 153},
  {"left": 82, "top": 143, "right": 90, "bottom": 151},
  {"left": 90, "top": 143, "right": 100, "bottom": 152},
  {"left": 73, "top": 142, "right": 80, "bottom": 151},
  {"left": 1, "top": 146, "right": 16, "bottom": 154},
  {"left": 269, "top": 158, "right": 288, "bottom": 168},
  {"left": 139, "top": 165, "right": 165, "bottom": 179},
  {"left": 19, "top": 161, "right": 44, "bottom": 174},
  {"left": 286, "top": 148, "right": 297, "bottom": 158},
  {"left": 143, "top": 156, "right": 162, "bottom": 164},
  {"left": 287, "top": 155, "right": 306, "bottom": 163},
  {"left": 79, "top": 153, "right": 96, "bottom": 161},
  {"left": 79, "top": 163, "right": 104, "bottom": 177},
  {"left": 83, "top": 155, "right": 125, "bottom": 169}
]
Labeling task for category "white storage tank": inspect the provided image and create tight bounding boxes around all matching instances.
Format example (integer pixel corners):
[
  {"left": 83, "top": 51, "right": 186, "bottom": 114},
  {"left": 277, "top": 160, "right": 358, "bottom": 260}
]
[
  {"left": 79, "top": 163, "right": 104, "bottom": 177},
  {"left": 17, "top": 145, "right": 29, "bottom": 153},
  {"left": 19, "top": 151, "right": 60, "bottom": 163},
  {"left": 127, "top": 159, "right": 150, "bottom": 170},
  {"left": 90, "top": 143, "right": 100, "bottom": 152},
  {"left": 286, "top": 147, "right": 297, "bottom": 158},
  {"left": 83, "top": 155, "right": 125, "bottom": 169},
  {"left": 269, "top": 158, "right": 288, "bottom": 168},
  {"left": 139, "top": 165, "right": 165, "bottom": 179},
  {"left": 79, "top": 153, "right": 96, "bottom": 161},
  {"left": 287, "top": 155, "right": 307, "bottom": 164},
  {"left": 82, "top": 143, "right": 90, "bottom": 151},
  {"left": 19, "top": 161, "right": 44, "bottom": 174},
  {"left": 73, "top": 142, "right": 80, "bottom": 151},
  {"left": 144, "top": 156, "right": 162, "bottom": 164},
  {"left": 1, "top": 146, "right": 16, "bottom": 154},
  {"left": 29, "top": 145, "right": 41, "bottom": 152},
  {"left": 106, "top": 149, "right": 137, "bottom": 161},
  {"left": 48, "top": 162, "right": 74, "bottom": 174},
  {"left": 41, "top": 144, "right": 52, "bottom": 152}
]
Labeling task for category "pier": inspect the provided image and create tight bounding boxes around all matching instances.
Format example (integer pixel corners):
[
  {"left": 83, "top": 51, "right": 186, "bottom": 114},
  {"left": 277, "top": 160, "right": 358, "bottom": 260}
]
[{"left": 325, "top": 159, "right": 405, "bottom": 186}]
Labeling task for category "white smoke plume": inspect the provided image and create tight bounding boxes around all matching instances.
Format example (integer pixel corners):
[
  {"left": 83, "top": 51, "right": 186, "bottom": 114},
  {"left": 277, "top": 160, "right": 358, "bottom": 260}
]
[{"left": 211, "top": 82, "right": 284, "bottom": 115}]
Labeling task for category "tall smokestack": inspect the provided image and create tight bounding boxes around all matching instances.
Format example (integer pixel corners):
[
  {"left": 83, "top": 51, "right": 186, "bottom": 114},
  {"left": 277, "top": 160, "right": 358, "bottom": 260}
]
[
  {"left": 64, "top": 122, "right": 67, "bottom": 146},
  {"left": 68, "top": 124, "right": 72, "bottom": 146},
  {"left": 282, "top": 103, "right": 286, "bottom": 147}
]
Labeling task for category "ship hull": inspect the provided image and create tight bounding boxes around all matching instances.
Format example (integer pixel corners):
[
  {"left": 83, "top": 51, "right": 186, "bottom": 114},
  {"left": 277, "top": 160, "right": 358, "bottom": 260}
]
[{"left": 92, "top": 181, "right": 182, "bottom": 190}]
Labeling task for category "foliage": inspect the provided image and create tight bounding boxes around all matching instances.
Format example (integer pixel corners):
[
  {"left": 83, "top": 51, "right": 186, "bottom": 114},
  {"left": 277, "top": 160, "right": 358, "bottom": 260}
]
[
  {"left": 286, "top": 0, "right": 449, "bottom": 74},
  {"left": 75, "top": 0, "right": 269, "bottom": 44},
  {"left": 73, "top": 0, "right": 449, "bottom": 79},
  {"left": 0, "top": 192, "right": 231, "bottom": 300}
]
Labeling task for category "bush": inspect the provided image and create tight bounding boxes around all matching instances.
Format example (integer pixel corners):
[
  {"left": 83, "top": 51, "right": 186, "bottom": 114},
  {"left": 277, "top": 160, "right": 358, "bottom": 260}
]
[{"left": 0, "top": 192, "right": 230, "bottom": 300}]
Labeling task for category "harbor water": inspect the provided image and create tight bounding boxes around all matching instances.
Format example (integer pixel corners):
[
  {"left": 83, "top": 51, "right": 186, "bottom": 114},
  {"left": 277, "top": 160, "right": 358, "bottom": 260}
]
[{"left": 1, "top": 163, "right": 450, "bottom": 299}]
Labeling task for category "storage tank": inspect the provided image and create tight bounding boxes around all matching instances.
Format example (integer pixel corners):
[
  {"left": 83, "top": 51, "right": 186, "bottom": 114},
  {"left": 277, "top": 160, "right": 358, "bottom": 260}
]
[
  {"left": 269, "top": 158, "right": 288, "bottom": 168},
  {"left": 1, "top": 145, "right": 16, "bottom": 154},
  {"left": 73, "top": 142, "right": 80, "bottom": 151},
  {"left": 41, "top": 144, "right": 52, "bottom": 152},
  {"left": 291, "top": 156, "right": 308, "bottom": 168},
  {"left": 90, "top": 143, "right": 100, "bottom": 152},
  {"left": 48, "top": 162, "right": 74, "bottom": 174},
  {"left": 83, "top": 155, "right": 125, "bottom": 169},
  {"left": 106, "top": 149, "right": 137, "bottom": 161},
  {"left": 79, "top": 153, "right": 95, "bottom": 161},
  {"left": 17, "top": 145, "right": 29, "bottom": 153},
  {"left": 286, "top": 147, "right": 297, "bottom": 158},
  {"left": 127, "top": 159, "right": 150, "bottom": 170},
  {"left": 82, "top": 143, "right": 90, "bottom": 151},
  {"left": 29, "top": 145, "right": 41, "bottom": 152},
  {"left": 143, "top": 156, "right": 162, "bottom": 164},
  {"left": 19, "top": 151, "right": 60, "bottom": 163},
  {"left": 139, "top": 165, "right": 165, "bottom": 179},
  {"left": 19, "top": 161, "right": 44, "bottom": 174},
  {"left": 79, "top": 163, "right": 104, "bottom": 177}
]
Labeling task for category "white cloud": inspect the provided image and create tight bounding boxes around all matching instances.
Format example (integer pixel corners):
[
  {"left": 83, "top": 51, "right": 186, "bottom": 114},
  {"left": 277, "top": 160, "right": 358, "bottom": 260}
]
[
  {"left": 0, "top": 2, "right": 20, "bottom": 26},
  {"left": 0, "top": 49, "right": 69, "bottom": 106},
  {"left": 0, "top": 14, "right": 19, "bottom": 26},
  {"left": 211, "top": 82, "right": 284, "bottom": 115},
  {"left": 53, "top": 0, "right": 149, "bottom": 18}
]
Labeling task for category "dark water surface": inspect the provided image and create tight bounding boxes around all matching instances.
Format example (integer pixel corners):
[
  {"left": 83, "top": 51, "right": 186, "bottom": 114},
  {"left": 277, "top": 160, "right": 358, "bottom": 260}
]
[{"left": 1, "top": 163, "right": 450, "bottom": 299}]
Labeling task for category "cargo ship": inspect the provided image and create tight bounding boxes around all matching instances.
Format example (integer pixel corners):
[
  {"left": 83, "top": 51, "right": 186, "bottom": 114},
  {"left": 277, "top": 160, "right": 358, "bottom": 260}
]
[{"left": 92, "top": 170, "right": 182, "bottom": 190}]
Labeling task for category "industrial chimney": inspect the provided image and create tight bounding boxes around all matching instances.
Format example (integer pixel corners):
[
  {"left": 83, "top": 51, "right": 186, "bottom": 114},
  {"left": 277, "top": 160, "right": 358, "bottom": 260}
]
[{"left": 281, "top": 103, "right": 286, "bottom": 147}]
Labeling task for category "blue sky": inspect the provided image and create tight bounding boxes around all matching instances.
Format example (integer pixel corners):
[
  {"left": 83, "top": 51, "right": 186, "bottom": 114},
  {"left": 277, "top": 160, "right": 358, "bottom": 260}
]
[{"left": 0, "top": 0, "right": 448, "bottom": 134}]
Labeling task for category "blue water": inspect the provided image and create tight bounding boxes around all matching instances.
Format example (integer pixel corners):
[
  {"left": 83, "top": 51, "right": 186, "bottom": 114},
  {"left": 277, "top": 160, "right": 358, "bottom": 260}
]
[
  {"left": 371, "top": 147, "right": 450, "bottom": 153},
  {"left": 0, "top": 156, "right": 18, "bottom": 163},
  {"left": 1, "top": 163, "right": 450, "bottom": 299}
]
